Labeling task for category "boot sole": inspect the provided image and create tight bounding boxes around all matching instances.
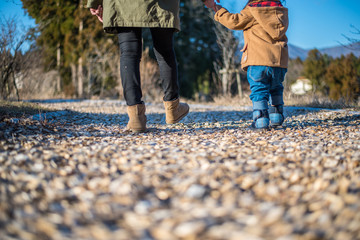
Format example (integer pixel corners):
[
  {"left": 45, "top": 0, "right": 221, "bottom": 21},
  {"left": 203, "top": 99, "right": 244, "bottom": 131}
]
[
  {"left": 248, "top": 124, "right": 270, "bottom": 131},
  {"left": 270, "top": 124, "right": 285, "bottom": 129},
  {"left": 126, "top": 125, "right": 147, "bottom": 133},
  {"left": 131, "top": 129, "right": 147, "bottom": 133},
  {"left": 166, "top": 108, "right": 190, "bottom": 124}
]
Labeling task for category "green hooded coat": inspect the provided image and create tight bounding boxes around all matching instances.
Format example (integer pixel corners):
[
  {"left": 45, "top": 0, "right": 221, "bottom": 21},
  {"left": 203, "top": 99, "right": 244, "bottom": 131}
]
[{"left": 86, "top": 0, "right": 180, "bottom": 33}]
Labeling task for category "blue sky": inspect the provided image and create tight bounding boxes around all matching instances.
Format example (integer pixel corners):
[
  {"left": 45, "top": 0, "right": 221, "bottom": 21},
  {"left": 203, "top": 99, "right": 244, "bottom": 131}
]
[{"left": 1, "top": 0, "right": 360, "bottom": 50}]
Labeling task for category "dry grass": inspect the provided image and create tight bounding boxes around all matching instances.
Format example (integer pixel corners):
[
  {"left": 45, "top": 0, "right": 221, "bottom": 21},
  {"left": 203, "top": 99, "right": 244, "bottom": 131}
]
[
  {"left": 284, "top": 92, "right": 360, "bottom": 109},
  {"left": 210, "top": 91, "right": 360, "bottom": 110},
  {"left": 212, "top": 94, "right": 252, "bottom": 107}
]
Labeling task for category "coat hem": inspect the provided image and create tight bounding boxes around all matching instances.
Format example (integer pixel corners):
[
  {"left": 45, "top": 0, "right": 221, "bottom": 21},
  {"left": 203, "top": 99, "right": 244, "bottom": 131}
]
[
  {"left": 103, "top": 22, "right": 180, "bottom": 33},
  {"left": 241, "top": 63, "right": 288, "bottom": 71}
]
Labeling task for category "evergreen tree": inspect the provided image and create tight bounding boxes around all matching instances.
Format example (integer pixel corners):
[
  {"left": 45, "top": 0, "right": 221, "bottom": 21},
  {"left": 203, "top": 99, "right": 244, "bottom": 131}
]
[
  {"left": 21, "top": 0, "right": 114, "bottom": 97},
  {"left": 21, "top": 0, "right": 78, "bottom": 68},
  {"left": 175, "top": 0, "right": 220, "bottom": 98},
  {"left": 303, "top": 49, "right": 331, "bottom": 93},
  {"left": 325, "top": 54, "right": 360, "bottom": 102},
  {"left": 21, "top": 0, "right": 76, "bottom": 92}
]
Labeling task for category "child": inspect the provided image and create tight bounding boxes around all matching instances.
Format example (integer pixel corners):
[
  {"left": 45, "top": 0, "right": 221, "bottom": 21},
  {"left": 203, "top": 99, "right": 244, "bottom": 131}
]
[{"left": 214, "top": 0, "right": 289, "bottom": 129}]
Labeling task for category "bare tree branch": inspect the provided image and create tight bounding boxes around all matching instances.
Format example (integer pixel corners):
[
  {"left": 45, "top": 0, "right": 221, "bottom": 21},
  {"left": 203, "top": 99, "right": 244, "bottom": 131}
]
[
  {"left": 213, "top": 21, "right": 241, "bottom": 96},
  {"left": 341, "top": 25, "right": 360, "bottom": 50},
  {"left": 0, "top": 16, "right": 32, "bottom": 100}
]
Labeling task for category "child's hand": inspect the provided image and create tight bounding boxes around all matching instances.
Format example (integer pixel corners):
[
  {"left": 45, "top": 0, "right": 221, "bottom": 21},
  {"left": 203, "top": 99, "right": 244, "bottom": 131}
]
[{"left": 90, "top": 5, "right": 103, "bottom": 23}]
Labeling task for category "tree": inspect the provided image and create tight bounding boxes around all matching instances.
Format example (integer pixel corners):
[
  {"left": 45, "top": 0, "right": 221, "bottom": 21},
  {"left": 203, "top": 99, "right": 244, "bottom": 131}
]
[
  {"left": 325, "top": 54, "right": 360, "bottom": 102},
  {"left": 285, "top": 57, "right": 304, "bottom": 91},
  {"left": 21, "top": 0, "right": 77, "bottom": 92},
  {"left": 0, "top": 16, "right": 33, "bottom": 100},
  {"left": 303, "top": 49, "right": 331, "bottom": 93},
  {"left": 21, "top": 0, "right": 117, "bottom": 98},
  {"left": 86, "top": 36, "right": 120, "bottom": 98},
  {"left": 213, "top": 21, "right": 241, "bottom": 96},
  {"left": 342, "top": 25, "right": 360, "bottom": 50},
  {"left": 172, "top": 0, "right": 220, "bottom": 99}
]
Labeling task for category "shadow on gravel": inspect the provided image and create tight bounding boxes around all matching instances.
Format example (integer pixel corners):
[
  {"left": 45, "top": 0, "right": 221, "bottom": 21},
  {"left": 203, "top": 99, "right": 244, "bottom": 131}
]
[
  {"left": 327, "top": 116, "right": 360, "bottom": 129},
  {"left": 1, "top": 107, "right": 357, "bottom": 142}
]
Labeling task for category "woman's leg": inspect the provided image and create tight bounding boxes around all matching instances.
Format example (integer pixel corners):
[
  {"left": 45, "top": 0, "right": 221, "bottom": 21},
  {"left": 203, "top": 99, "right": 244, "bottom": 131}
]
[
  {"left": 118, "top": 28, "right": 143, "bottom": 106},
  {"left": 150, "top": 28, "right": 179, "bottom": 101},
  {"left": 150, "top": 28, "right": 188, "bottom": 124}
]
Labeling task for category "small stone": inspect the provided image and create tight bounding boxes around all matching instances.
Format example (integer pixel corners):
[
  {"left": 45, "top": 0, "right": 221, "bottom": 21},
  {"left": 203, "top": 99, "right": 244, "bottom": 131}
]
[
  {"left": 35, "top": 218, "right": 57, "bottom": 238},
  {"left": 185, "top": 184, "right": 206, "bottom": 198},
  {"left": 14, "top": 154, "right": 30, "bottom": 163},
  {"left": 174, "top": 222, "right": 205, "bottom": 238}
]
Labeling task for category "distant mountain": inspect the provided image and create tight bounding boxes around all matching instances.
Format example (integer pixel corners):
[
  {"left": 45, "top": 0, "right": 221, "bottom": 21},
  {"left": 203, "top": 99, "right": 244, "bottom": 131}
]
[
  {"left": 288, "top": 44, "right": 308, "bottom": 60},
  {"left": 288, "top": 42, "right": 360, "bottom": 60}
]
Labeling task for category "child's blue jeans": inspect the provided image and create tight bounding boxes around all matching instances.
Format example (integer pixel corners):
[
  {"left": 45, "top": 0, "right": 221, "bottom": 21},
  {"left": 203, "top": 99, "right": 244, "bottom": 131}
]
[{"left": 247, "top": 66, "right": 287, "bottom": 110}]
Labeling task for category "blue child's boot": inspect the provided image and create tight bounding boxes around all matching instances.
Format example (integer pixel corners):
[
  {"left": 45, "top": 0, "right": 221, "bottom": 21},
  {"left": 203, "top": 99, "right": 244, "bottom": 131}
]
[
  {"left": 269, "top": 105, "right": 284, "bottom": 127},
  {"left": 252, "top": 109, "right": 270, "bottom": 129}
]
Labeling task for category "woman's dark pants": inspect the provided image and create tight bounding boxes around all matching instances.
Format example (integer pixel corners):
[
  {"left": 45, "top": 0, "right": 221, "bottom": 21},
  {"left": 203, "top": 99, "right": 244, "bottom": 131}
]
[{"left": 118, "top": 27, "right": 179, "bottom": 106}]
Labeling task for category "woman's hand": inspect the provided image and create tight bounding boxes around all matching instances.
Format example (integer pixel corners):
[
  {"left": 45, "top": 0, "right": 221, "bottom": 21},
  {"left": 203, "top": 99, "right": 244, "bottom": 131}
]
[
  {"left": 203, "top": 0, "right": 220, "bottom": 11},
  {"left": 90, "top": 5, "right": 103, "bottom": 23}
]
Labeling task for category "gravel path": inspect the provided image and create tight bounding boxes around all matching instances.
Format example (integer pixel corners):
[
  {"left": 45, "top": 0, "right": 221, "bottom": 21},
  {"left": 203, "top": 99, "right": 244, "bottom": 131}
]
[{"left": 1, "top": 100, "right": 359, "bottom": 240}]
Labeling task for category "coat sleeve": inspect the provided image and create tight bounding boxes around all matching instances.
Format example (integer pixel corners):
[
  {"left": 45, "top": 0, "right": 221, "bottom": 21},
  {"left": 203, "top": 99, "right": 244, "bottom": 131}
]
[
  {"left": 86, "top": 0, "right": 103, "bottom": 8},
  {"left": 214, "top": 7, "right": 254, "bottom": 31}
]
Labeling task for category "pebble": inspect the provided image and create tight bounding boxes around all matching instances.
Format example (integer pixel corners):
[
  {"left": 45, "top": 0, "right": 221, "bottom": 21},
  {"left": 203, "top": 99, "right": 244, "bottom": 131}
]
[
  {"left": 185, "top": 184, "right": 207, "bottom": 199},
  {"left": 0, "top": 100, "right": 359, "bottom": 239}
]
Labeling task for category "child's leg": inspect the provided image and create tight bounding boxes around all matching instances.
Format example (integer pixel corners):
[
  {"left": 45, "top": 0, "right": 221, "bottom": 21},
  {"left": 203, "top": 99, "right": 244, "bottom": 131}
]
[
  {"left": 269, "top": 67, "right": 286, "bottom": 106},
  {"left": 247, "top": 66, "right": 271, "bottom": 129},
  {"left": 269, "top": 67, "right": 287, "bottom": 126}
]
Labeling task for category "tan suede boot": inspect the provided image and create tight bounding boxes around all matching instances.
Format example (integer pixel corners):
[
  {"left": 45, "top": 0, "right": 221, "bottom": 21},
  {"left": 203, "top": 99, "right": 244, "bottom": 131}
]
[
  {"left": 127, "top": 103, "right": 147, "bottom": 133},
  {"left": 163, "top": 98, "right": 189, "bottom": 124}
]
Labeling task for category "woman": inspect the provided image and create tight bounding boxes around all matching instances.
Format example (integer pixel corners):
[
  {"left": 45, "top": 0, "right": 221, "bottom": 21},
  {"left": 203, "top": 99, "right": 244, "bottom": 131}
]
[{"left": 88, "top": 0, "right": 218, "bottom": 133}]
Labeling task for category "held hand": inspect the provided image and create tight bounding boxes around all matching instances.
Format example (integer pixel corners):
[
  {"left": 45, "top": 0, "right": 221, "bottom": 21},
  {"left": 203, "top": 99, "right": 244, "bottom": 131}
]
[
  {"left": 90, "top": 5, "right": 103, "bottom": 23},
  {"left": 203, "top": 0, "right": 220, "bottom": 11},
  {"left": 214, "top": 4, "right": 223, "bottom": 12}
]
